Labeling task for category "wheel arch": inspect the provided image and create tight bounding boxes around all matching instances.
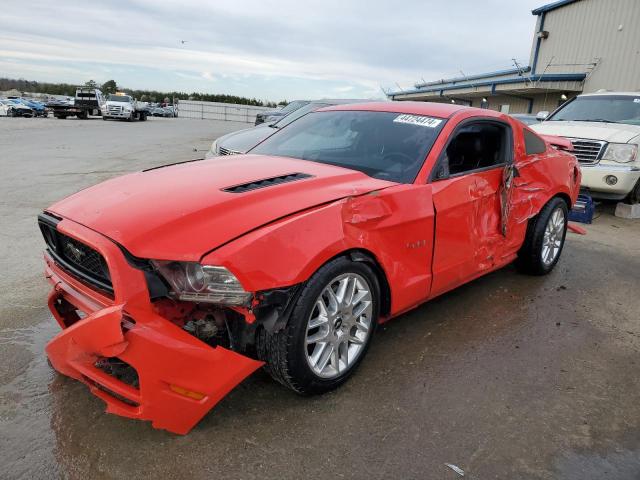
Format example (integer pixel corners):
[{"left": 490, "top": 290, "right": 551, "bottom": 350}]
[
  {"left": 346, "top": 249, "right": 392, "bottom": 318},
  {"left": 553, "top": 192, "right": 572, "bottom": 210}
]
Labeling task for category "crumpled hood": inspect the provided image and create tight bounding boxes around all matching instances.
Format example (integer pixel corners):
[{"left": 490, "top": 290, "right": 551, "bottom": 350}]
[
  {"left": 49, "top": 155, "right": 395, "bottom": 260},
  {"left": 217, "top": 124, "right": 274, "bottom": 153},
  {"left": 532, "top": 120, "right": 640, "bottom": 144}
]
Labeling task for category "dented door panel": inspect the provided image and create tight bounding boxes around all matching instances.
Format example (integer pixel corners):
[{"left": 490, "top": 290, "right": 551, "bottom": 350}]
[{"left": 430, "top": 167, "right": 504, "bottom": 297}]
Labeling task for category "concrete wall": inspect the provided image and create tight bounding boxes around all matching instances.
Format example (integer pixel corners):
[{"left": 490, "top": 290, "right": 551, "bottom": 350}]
[
  {"left": 535, "top": 0, "right": 640, "bottom": 92},
  {"left": 177, "top": 100, "right": 270, "bottom": 123}
]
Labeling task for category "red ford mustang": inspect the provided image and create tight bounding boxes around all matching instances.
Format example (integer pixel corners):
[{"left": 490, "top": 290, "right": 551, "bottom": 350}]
[{"left": 39, "top": 102, "right": 580, "bottom": 434}]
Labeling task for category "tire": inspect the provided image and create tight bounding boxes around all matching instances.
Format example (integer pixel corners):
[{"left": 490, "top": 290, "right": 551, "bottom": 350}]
[
  {"left": 627, "top": 179, "right": 640, "bottom": 204},
  {"left": 516, "top": 197, "right": 569, "bottom": 275},
  {"left": 102, "top": 116, "right": 108, "bottom": 121},
  {"left": 256, "top": 256, "right": 380, "bottom": 395}
]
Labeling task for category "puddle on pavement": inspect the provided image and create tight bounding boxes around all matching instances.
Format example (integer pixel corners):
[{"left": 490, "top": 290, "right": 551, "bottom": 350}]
[{"left": 0, "top": 312, "right": 62, "bottom": 478}]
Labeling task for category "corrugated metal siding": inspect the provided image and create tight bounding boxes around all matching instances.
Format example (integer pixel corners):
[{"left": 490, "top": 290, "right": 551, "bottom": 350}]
[{"left": 536, "top": 0, "right": 640, "bottom": 91}]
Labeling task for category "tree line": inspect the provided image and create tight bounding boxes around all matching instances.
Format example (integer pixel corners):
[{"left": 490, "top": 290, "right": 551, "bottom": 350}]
[{"left": 0, "top": 77, "right": 285, "bottom": 107}]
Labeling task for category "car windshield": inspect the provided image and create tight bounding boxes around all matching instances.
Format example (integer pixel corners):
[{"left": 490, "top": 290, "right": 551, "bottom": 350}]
[
  {"left": 277, "top": 100, "right": 309, "bottom": 115},
  {"left": 108, "top": 95, "right": 132, "bottom": 102},
  {"left": 251, "top": 110, "right": 446, "bottom": 183},
  {"left": 272, "top": 103, "right": 330, "bottom": 128},
  {"left": 548, "top": 95, "right": 640, "bottom": 125}
]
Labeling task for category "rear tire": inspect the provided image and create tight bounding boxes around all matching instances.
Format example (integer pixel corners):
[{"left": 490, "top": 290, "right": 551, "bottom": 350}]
[
  {"left": 516, "top": 197, "right": 568, "bottom": 275},
  {"left": 256, "top": 256, "right": 380, "bottom": 395}
]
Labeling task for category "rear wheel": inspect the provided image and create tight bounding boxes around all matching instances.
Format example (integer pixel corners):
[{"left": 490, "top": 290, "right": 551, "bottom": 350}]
[
  {"left": 257, "top": 256, "right": 379, "bottom": 394},
  {"left": 516, "top": 197, "right": 568, "bottom": 275}
]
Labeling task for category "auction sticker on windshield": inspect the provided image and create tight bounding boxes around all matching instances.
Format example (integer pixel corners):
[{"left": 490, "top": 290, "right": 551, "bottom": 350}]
[{"left": 393, "top": 114, "right": 443, "bottom": 128}]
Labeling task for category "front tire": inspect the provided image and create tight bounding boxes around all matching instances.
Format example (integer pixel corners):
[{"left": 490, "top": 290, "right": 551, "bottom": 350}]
[
  {"left": 627, "top": 179, "right": 640, "bottom": 204},
  {"left": 516, "top": 197, "right": 568, "bottom": 275},
  {"left": 257, "top": 256, "right": 380, "bottom": 395}
]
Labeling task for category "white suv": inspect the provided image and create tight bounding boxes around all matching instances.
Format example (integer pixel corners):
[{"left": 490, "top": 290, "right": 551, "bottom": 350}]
[{"left": 532, "top": 92, "right": 640, "bottom": 203}]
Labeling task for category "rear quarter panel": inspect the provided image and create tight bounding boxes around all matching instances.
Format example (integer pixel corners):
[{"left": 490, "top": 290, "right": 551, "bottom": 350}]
[{"left": 511, "top": 124, "right": 581, "bottom": 225}]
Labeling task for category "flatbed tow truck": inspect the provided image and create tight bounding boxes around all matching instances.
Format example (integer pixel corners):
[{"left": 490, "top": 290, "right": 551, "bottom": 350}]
[
  {"left": 102, "top": 92, "right": 149, "bottom": 121},
  {"left": 48, "top": 87, "right": 105, "bottom": 119}
]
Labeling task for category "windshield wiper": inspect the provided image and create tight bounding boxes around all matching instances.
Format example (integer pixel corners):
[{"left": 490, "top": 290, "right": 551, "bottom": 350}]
[{"left": 576, "top": 118, "right": 620, "bottom": 124}]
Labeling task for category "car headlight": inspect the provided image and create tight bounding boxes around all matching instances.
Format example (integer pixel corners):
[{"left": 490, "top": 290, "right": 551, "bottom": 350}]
[
  {"left": 152, "top": 261, "right": 251, "bottom": 305},
  {"left": 205, "top": 140, "right": 218, "bottom": 158},
  {"left": 601, "top": 143, "right": 638, "bottom": 163}
]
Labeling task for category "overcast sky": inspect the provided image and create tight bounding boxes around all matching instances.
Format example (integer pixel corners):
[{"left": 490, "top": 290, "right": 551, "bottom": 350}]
[{"left": 1, "top": 0, "right": 545, "bottom": 101}]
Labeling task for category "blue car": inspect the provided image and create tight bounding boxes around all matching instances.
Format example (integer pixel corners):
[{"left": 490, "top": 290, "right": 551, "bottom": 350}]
[{"left": 9, "top": 98, "right": 48, "bottom": 117}]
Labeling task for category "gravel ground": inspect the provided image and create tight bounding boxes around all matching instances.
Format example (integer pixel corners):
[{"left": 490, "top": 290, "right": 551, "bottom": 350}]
[{"left": 0, "top": 116, "right": 639, "bottom": 480}]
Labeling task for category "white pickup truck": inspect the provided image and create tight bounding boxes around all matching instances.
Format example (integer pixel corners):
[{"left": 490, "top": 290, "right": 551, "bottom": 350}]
[
  {"left": 532, "top": 92, "right": 640, "bottom": 203},
  {"left": 102, "top": 93, "right": 149, "bottom": 121}
]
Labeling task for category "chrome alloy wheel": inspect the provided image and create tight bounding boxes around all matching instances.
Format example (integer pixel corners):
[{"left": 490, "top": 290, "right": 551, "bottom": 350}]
[
  {"left": 305, "top": 273, "right": 373, "bottom": 379},
  {"left": 541, "top": 207, "right": 566, "bottom": 266}
]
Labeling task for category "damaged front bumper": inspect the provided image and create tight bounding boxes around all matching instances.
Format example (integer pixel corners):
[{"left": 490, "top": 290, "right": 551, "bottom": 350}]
[{"left": 43, "top": 217, "right": 263, "bottom": 434}]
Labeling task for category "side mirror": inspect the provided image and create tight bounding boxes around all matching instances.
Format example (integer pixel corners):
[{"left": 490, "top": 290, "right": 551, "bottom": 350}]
[{"left": 536, "top": 111, "right": 549, "bottom": 121}]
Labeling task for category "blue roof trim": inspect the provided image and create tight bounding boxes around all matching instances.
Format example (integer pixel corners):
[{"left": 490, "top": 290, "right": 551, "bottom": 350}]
[
  {"left": 532, "top": 0, "right": 580, "bottom": 15},
  {"left": 415, "top": 67, "right": 531, "bottom": 88},
  {"left": 388, "top": 73, "right": 586, "bottom": 97}
]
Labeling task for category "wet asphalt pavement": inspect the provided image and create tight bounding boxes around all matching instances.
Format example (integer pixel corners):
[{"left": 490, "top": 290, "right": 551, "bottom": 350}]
[{"left": 1, "top": 117, "right": 639, "bottom": 479}]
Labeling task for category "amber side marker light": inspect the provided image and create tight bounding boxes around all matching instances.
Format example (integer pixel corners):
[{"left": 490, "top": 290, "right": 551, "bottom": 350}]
[{"left": 169, "top": 384, "right": 206, "bottom": 400}]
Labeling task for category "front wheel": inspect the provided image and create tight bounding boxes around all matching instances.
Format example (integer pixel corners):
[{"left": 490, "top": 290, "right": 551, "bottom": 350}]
[
  {"left": 627, "top": 179, "right": 640, "bottom": 204},
  {"left": 516, "top": 197, "right": 568, "bottom": 275},
  {"left": 257, "top": 256, "right": 379, "bottom": 395}
]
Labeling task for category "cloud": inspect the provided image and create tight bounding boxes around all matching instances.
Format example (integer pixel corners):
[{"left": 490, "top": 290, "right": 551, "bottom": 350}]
[{"left": 0, "top": 0, "right": 543, "bottom": 100}]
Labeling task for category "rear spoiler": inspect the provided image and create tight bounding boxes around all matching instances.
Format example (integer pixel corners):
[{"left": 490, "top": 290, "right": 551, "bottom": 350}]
[{"left": 541, "top": 134, "right": 573, "bottom": 151}]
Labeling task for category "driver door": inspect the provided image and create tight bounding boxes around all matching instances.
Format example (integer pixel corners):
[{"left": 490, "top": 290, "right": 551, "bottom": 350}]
[{"left": 429, "top": 119, "right": 516, "bottom": 297}]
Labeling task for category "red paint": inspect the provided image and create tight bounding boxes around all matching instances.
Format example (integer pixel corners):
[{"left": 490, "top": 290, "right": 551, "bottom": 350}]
[
  {"left": 567, "top": 223, "right": 587, "bottom": 235},
  {"left": 42, "top": 102, "right": 580, "bottom": 433}
]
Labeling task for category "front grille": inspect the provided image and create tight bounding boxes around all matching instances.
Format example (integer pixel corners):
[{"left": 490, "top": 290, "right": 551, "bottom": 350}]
[
  {"left": 568, "top": 138, "right": 607, "bottom": 165},
  {"left": 38, "top": 213, "right": 113, "bottom": 294},
  {"left": 218, "top": 146, "right": 240, "bottom": 156},
  {"left": 108, "top": 105, "right": 123, "bottom": 114}
]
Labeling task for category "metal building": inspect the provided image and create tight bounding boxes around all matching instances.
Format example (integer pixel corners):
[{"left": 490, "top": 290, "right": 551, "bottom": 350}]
[{"left": 387, "top": 0, "right": 640, "bottom": 114}]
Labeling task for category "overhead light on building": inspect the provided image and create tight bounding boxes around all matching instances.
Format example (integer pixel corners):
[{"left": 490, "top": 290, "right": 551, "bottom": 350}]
[
  {"left": 450, "top": 99, "right": 455, "bottom": 104},
  {"left": 560, "top": 93, "right": 568, "bottom": 100},
  {"left": 481, "top": 97, "right": 487, "bottom": 103}
]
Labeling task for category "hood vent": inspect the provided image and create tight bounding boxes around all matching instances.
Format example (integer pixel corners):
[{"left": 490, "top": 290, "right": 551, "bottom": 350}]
[{"left": 222, "top": 172, "right": 313, "bottom": 193}]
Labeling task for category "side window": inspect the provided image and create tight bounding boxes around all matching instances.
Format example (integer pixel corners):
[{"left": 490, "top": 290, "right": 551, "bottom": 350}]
[
  {"left": 442, "top": 122, "right": 510, "bottom": 176},
  {"left": 524, "top": 129, "right": 547, "bottom": 155}
]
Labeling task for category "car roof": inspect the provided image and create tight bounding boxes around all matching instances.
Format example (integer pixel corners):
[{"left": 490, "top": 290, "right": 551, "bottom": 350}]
[
  {"left": 318, "top": 101, "right": 482, "bottom": 118},
  {"left": 308, "top": 98, "right": 376, "bottom": 105}
]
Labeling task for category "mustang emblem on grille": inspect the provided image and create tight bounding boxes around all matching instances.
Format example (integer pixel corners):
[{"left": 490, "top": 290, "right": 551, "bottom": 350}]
[{"left": 66, "top": 242, "right": 85, "bottom": 262}]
